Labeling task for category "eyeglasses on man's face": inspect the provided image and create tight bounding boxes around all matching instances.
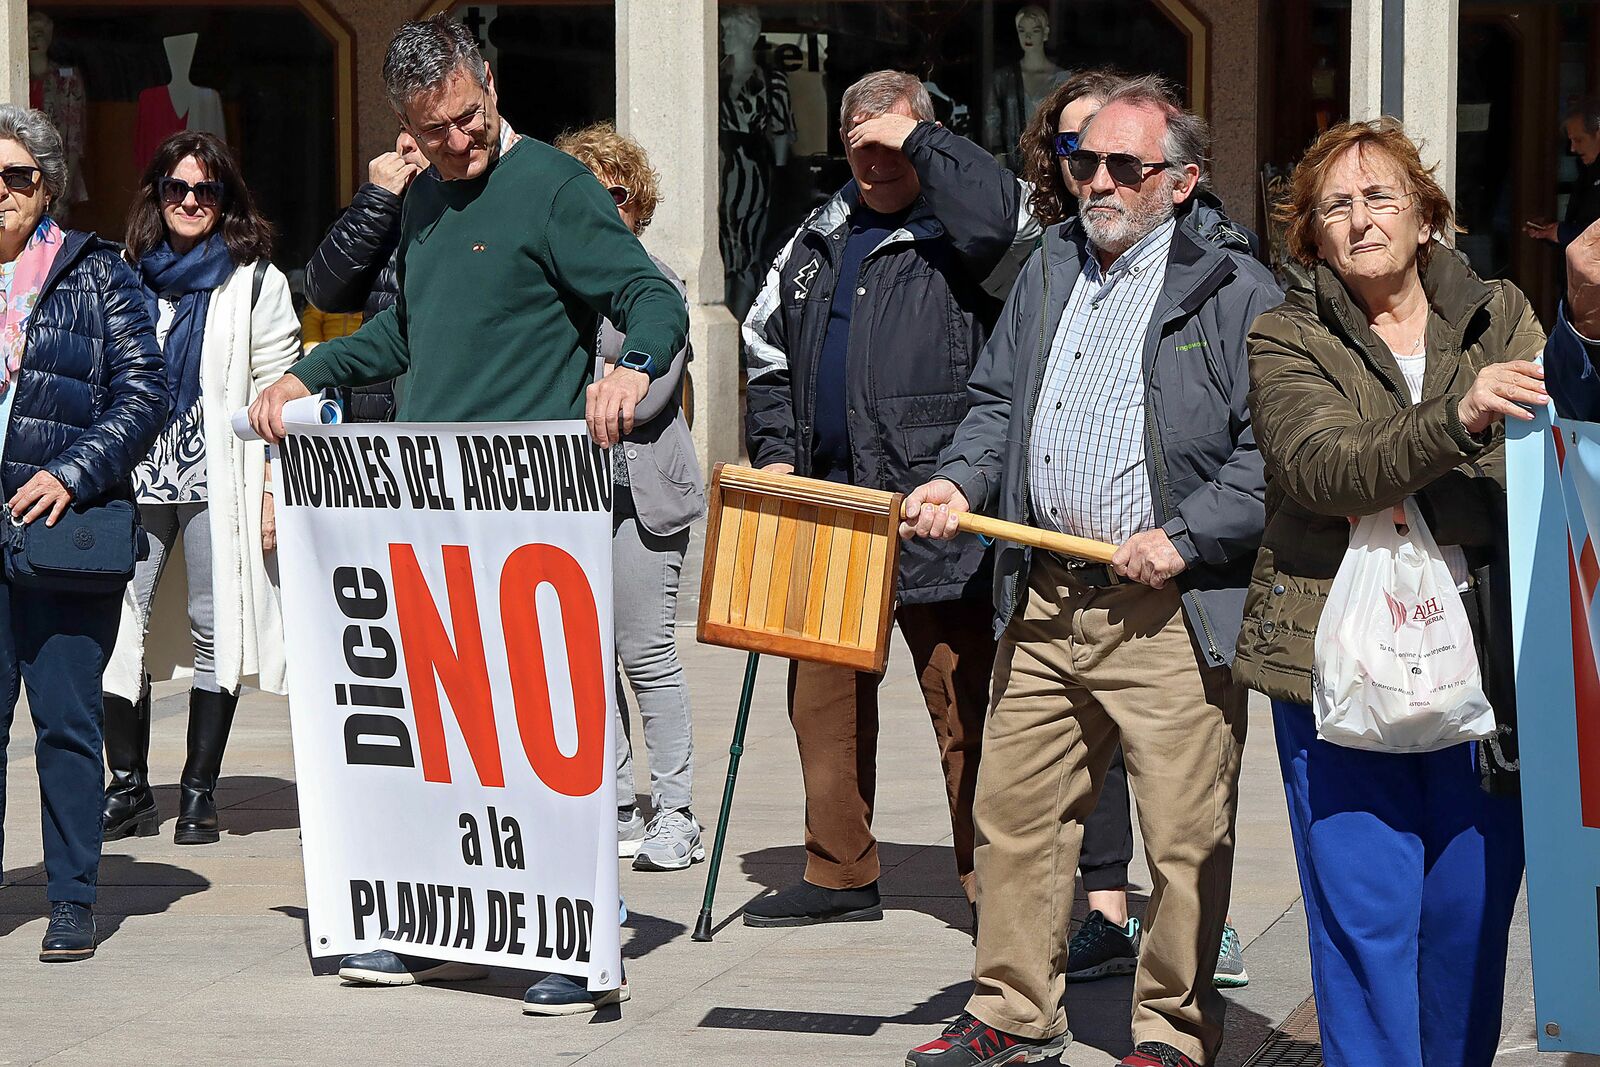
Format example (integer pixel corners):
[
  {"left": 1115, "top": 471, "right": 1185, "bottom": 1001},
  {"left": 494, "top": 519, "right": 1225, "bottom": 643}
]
[
  {"left": 412, "top": 103, "right": 488, "bottom": 147},
  {"left": 1065, "top": 149, "right": 1173, "bottom": 187},
  {"left": 1313, "top": 189, "right": 1415, "bottom": 224}
]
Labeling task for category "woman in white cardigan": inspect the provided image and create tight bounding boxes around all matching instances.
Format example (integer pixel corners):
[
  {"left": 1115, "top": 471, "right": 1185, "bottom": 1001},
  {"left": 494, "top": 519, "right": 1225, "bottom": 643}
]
[{"left": 102, "top": 132, "right": 298, "bottom": 845}]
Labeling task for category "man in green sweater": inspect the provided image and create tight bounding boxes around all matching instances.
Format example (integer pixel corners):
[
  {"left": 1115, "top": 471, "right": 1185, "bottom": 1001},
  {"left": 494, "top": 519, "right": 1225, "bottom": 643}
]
[
  {"left": 248, "top": 15, "right": 686, "bottom": 448},
  {"left": 248, "top": 16, "right": 685, "bottom": 1015}
]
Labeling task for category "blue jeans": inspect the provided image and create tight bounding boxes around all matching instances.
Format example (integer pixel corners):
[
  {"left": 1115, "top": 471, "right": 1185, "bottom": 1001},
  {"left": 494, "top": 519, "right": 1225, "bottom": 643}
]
[
  {"left": 1272, "top": 700, "right": 1525, "bottom": 1067},
  {"left": 0, "top": 576, "right": 123, "bottom": 905}
]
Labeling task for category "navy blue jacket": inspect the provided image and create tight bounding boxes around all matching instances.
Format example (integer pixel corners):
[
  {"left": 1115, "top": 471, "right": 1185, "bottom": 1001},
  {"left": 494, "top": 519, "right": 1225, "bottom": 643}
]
[
  {"left": 1, "top": 230, "right": 168, "bottom": 503},
  {"left": 1545, "top": 306, "right": 1600, "bottom": 420}
]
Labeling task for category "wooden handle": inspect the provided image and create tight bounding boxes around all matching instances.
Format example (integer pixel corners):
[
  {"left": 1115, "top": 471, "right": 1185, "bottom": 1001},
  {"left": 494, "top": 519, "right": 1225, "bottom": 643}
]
[{"left": 954, "top": 512, "right": 1119, "bottom": 564}]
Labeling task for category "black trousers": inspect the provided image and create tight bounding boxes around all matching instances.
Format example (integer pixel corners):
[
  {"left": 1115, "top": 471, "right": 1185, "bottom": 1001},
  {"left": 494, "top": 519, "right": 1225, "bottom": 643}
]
[{"left": 1080, "top": 742, "right": 1134, "bottom": 892}]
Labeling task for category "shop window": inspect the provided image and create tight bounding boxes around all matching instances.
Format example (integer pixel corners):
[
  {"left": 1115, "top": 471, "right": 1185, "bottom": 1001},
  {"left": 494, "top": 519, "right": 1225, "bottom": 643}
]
[
  {"left": 439, "top": 4, "right": 617, "bottom": 144},
  {"left": 715, "top": 0, "right": 1198, "bottom": 318},
  {"left": 30, "top": 3, "right": 348, "bottom": 270}
]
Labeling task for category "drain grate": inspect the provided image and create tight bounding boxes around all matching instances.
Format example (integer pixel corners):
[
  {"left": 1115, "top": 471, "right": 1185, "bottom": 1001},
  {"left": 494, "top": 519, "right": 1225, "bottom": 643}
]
[{"left": 1242, "top": 995, "right": 1323, "bottom": 1067}]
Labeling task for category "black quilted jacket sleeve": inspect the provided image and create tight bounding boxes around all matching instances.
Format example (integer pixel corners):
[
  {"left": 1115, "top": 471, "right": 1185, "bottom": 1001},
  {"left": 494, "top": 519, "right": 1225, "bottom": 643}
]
[
  {"left": 43, "top": 249, "right": 169, "bottom": 504},
  {"left": 304, "top": 183, "right": 404, "bottom": 316}
]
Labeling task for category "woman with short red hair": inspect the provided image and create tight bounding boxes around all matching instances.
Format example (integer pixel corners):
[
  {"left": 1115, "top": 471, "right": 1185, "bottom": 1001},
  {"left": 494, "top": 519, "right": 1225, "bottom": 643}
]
[{"left": 1237, "top": 118, "right": 1542, "bottom": 1066}]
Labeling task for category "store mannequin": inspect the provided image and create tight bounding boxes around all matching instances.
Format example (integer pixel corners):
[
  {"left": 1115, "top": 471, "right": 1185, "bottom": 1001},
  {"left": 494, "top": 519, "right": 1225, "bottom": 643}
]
[
  {"left": 985, "top": 4, "right": 1068, "bottom": 166},
  {"left": 718, "top": 6, "right": 794, "bottom": 319},
  {"left": 27, "top": 13, "right": 87, "bottom": 214},
  {"left": 134, "top": 33, "right": 227, "bottom": 170}
]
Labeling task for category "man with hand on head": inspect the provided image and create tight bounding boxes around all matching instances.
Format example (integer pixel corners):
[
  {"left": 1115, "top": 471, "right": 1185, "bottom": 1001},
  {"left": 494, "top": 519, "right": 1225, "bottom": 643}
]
[
  {"left": 902, "top": 75, "right": 1280, "bottom": 1067},
  {"left": 247, "top": 14, "right": 686, "bottom": 1017},
  {"left": 740, "top": 69, "right": 1039, "bottom": 931}
]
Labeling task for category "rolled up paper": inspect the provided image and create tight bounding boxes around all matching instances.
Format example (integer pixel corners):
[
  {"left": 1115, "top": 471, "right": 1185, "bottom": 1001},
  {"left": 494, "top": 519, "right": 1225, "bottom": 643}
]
[{"left": 231, "top": 395, "right": 343, "bottom": 442}]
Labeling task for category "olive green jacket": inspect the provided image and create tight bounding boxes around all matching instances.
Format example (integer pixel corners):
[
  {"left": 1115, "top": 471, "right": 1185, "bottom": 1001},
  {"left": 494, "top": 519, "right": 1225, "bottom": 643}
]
[{"left": 1232, "top": 247, "right": 1545, "bottom": 703}]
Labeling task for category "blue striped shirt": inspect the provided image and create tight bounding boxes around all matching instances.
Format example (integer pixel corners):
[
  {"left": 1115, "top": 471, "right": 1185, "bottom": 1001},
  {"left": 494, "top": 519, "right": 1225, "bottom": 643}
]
[{"left": 1029, "top": 218, "right": 1175, "bottom": 544}]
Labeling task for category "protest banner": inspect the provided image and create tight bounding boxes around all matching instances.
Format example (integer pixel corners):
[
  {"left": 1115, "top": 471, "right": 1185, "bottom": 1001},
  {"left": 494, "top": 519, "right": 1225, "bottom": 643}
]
[
  {"left": 1507, "top": 410, "right": 1600, "bottom": 1053},
  {"left": 269, "top": 414, "right": 622, "bottom": 990}
]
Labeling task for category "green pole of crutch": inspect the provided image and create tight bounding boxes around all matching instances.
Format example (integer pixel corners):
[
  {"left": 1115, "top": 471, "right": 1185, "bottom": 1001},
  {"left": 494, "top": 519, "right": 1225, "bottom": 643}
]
[{"left": 692, "top": 650, "right": 762, "bottom": 942}]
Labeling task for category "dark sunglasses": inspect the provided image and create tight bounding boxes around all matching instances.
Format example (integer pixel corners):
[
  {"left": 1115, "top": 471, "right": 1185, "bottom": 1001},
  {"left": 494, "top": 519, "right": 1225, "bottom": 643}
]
[
  {"left": 1051, "top": 131, "right": 1080, "bottom": 158},
  {"left": 1065, "top": 149, "right": 1173, "bottom": 187},
  {"left": 0, "top": 166, "right": 42, "bottom": 192},
  {"left": 607, "top": 185, "right": 632, "bottom": 208},
  {"left": 159, "top": 177, "right": 225, "bottom": 208}
]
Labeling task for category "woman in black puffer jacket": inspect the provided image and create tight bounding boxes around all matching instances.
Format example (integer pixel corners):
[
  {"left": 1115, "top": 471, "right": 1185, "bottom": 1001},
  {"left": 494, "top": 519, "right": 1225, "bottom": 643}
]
[
  {"left": 0, "top": 105, "right": 167, "bottom": 964},
  {"left": 301, "top": 133, "right": 422, "bottom": 422}
]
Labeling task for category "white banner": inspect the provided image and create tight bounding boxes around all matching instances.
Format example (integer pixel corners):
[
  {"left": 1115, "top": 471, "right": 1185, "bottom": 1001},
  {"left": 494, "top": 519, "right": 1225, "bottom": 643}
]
[{"left": 273, "top": 416, "right": 621, "bottom": 989}]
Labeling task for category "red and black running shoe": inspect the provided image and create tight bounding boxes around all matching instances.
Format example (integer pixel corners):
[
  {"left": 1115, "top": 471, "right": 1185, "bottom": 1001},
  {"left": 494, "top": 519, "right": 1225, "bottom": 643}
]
[
  {"left": 905, "top": 1012, "right": 1069, "bottom": 1066},
  {"left": 1119, "top": 1041, "right": 1200, "bottom": 1067}
]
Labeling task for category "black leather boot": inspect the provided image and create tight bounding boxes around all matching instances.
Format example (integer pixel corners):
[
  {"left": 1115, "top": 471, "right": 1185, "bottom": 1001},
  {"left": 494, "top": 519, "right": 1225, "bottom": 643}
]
[
  {"left": 174, "top": 688, "right": 239, "bottom": 845},
  {"left": 102, "top": 681, "right": 158, "bottom": 840}
]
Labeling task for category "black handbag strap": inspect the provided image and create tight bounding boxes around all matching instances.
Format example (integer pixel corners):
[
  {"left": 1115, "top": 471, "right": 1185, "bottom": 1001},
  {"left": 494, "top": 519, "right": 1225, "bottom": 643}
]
[{"left": 250, "top": 258, "right": 269, "bottom": 309}]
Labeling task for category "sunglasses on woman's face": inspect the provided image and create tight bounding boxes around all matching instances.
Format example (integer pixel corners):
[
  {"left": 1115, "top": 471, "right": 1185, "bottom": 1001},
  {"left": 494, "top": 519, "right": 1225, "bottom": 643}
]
[
  {"left": 159, "top": 177, "right": 225, "bottom": 208},
  {"left": 0, "top": 166, "right": 42, "bottom": 193},
  {"left": 608, "top": 185, "right": 632, "bottom": 208},
  {"left": 1052, "top": 131, "right": 1081, "bottom": 158},
  {"left": 1065, "top": 149, "right": 1173, "bottom": 187}
]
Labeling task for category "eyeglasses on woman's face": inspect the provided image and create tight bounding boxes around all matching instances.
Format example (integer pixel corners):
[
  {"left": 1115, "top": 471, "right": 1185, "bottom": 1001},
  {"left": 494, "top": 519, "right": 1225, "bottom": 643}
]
[
  {"left": 1313, "top": 189, "right": 1415, "bottom": 225},
  {"left": 159, "top": 177, "right": 224, "bottom": 209},
  {"left": 607, "top": 185, "right": 632, "bottom": 208},
  {"left": 0, "top": 166, "right": 42, "bottom": 193},
  {"left": 1051, "top": 131, "right": 1080, "bottom": 158}
]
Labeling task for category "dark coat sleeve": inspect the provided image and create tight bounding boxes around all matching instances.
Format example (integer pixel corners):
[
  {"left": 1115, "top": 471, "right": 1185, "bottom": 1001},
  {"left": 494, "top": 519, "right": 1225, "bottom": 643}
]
[
  {"left": 903, "top": 121, "right": 1039, "bottom": 295},
  {"left": 46, "top": 252, "right": 169, "bottom": 503},
  {"left": 1545, "top": 304, "right": 1600, "bottom": 422},
  {"left": 743, "top": 232, "right": 803, "bottom": 469},
  {"left": 303, "top": 183, "right": 404, "bottom": 315}
]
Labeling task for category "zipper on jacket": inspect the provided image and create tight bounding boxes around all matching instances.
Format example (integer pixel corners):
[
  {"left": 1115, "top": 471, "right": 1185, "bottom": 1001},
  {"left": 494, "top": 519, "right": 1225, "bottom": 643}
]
[
  {"left": 1143, "top": 344, "right": 1224, "bottom": 664},
  {"left": 1006, "top": 247, "right": 1053, "bottom": 625}
]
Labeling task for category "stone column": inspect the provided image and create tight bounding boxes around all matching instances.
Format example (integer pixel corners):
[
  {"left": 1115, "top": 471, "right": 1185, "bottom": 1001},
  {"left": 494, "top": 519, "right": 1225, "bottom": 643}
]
[
  {"left": 616, "top": 0, "right": 741, "bottom": 477},
  {"left": 1349, "top": 0, "right": 1460, "bottom": 201},
  {"left": 0, "top": 0, "right": 27, "bottom": 108}
]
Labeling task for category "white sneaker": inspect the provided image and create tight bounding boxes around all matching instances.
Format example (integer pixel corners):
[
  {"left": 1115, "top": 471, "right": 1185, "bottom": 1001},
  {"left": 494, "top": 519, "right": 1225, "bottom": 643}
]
[
  {"left": 632, "top": 809, "right": 706, "bottom": 872},
  {"left": 618, "top": 806, "right": 647, "bottom": 859}
]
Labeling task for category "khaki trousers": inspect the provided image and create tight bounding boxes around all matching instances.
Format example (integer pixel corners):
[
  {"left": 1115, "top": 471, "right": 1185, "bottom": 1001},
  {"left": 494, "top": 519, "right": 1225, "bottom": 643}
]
[
  {"left": 787, "top": 599, "right": 996, "bottom": 901},
  {"left": 966, "top": 554, "right": 1246, "bottom": 1064}
]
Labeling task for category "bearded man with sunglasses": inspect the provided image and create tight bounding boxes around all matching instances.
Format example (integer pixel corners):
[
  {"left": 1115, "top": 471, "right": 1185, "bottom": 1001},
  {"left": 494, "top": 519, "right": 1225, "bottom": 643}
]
[{"left": 901, "top": 75, "right": 1281, "bottom": 1067}]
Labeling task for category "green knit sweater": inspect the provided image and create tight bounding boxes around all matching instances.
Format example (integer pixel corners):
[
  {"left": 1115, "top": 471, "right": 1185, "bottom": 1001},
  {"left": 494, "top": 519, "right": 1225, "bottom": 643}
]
[{"left": 293, "top": 136, "right": 687, "bottom": 422}]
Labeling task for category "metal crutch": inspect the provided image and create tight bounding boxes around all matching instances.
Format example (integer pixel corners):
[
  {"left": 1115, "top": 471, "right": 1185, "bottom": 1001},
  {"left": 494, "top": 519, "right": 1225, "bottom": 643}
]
[{"left": 691, "top": 650, "right": 762, "bottom": 942}]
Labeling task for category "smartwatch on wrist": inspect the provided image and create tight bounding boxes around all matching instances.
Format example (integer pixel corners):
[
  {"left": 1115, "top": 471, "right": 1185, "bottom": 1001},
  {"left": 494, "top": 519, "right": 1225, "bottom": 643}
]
[{"left": 618, "top": 349, "right": 653, "bottom": 373}]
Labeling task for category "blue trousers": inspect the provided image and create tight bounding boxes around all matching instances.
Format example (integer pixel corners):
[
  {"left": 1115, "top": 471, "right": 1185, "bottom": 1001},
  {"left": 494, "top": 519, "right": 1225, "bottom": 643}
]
[
  {"left": 1272, "top": 701, "right": 1525, "bottom": 1067},
  {"left": 0, "top": 576, "right": 122, "bottom": 905}
]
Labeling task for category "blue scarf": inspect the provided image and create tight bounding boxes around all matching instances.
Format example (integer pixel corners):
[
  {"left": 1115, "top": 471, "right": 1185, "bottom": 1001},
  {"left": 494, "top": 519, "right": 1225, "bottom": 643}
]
[{"left": 138, "top": 234, "right": 235, "bottom": 429}]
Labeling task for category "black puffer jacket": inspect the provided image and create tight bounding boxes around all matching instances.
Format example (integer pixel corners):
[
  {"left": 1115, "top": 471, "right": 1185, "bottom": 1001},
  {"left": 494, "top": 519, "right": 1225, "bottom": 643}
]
[
  {"left": 2, "top": 230, "right": 168, "bottom": 503},
  {"left": 303, "top": 182, "right": 402, "bottom": 422}
]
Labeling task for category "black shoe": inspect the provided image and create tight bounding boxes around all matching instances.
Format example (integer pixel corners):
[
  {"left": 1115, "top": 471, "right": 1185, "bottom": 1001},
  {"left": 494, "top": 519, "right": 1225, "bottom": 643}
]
[
  {"left": 102, "top": 682, "right": 159, "bottom": 841},
  {"left": 39, "top": 902, "right": 96, "bottom": 963},
  {"left": 742, "top": 880, "right": 883, "bottom": 927},
  {"left": 174, "top": 688, "right": 239, "bottom": 845},
  {"left": 906, "top": 1012, "right": 1069, "bottom": 1066},
  {"left": 521, "top": 973, "right": 630, "bottom": 1015},
  {"left": 1066, "top": 909, "right": 1142, "bottom": 983},
  {"left": 338, "top": 940, "right": 488, "bottom": 986},
  {"left": 1120, "top": 1042, "right": 1200, "bottom": 1067}
]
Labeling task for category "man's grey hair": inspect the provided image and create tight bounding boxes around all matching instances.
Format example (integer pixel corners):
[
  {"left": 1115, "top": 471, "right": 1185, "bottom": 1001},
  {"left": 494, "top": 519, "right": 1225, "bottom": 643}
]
[
  {"left": 383, "top": 15, "right": 489, "bottom": 113},
  {"left": 1568, "top": 94, "right": 1600, "bottom": 135},
  {"left": 0, "top": 105, "right": 68, "bottom": 208},
  {"left": 1085, "top": 73, "right": 1211, "bottom": 183},
  {"left": 839, "top": 70, "right": 936, "bottom": 129}
]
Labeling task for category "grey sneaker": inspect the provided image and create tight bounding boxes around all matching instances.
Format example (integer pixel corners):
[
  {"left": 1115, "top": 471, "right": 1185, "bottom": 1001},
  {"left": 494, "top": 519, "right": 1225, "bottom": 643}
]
[
  {"left": 632, "top": 809, "right": 706, "bottom": 872},
  {"left": 1214, "top": 921, "right": 1249, "bottom": 988},
  {"left": 1065, "top": 909, "right": 1141, "bottom": 982},
  {"left": 618, "top": 806, "right": 646, "bottom": 859}
]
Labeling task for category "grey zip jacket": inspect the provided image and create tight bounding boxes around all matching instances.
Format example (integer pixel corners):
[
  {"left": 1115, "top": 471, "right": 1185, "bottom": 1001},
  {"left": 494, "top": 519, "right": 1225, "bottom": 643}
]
[{"left": 934, "top": 201, "right": 1283, "bottom": 666}]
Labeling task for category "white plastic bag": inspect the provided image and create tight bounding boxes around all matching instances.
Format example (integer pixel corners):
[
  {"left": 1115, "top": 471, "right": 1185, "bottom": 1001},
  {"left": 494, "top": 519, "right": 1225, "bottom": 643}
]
[{"left": 1311, "top": 498, "right": 1495, "bottom": 753}]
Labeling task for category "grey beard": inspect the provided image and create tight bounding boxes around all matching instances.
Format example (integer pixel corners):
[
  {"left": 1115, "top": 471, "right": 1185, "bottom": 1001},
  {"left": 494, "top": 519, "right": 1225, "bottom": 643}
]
[{"left": 1082, "top": 190, "right": 1177, "bottom": 259}]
